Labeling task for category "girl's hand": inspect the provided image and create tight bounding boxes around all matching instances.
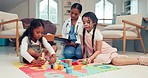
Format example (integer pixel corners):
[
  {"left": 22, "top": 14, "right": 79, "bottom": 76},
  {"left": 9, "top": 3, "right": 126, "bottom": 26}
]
[
  {"left": 86, "top": 58, "right": 92, "bottom": 64},
  {"left": 32, "top": 59, "right": 45, "bottom": 67},
  {"left": 49, "top": 54, "right": 56, "bottom": 64}
]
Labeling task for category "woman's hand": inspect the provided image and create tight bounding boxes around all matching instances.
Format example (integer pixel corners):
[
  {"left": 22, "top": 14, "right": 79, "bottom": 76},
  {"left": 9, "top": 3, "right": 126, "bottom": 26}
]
[
  {"left": 49, "top": 54, "right": 56, "bottom": 64},
  {"left": 68, "top": 41, "right": 75, "bottom": 46},
  {"left": 31, "top": 59, "right": 45, "bottom": 67}
]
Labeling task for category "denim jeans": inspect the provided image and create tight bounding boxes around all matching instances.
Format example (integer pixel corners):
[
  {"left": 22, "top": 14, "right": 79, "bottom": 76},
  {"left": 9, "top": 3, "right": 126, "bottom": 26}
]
[{"left": 63, "top": 44, "right": 82, "bottom": 59}]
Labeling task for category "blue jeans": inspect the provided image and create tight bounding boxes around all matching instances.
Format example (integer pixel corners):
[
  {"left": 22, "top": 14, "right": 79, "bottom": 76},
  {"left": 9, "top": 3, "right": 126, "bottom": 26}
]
[{"left": 63, "top": 44, "right": 82, "bottom": 59}]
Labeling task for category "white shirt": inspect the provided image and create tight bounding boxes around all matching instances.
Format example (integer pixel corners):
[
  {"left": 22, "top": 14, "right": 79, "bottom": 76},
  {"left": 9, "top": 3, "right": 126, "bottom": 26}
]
[
  {"left": 62, "top": 16, "right": 83, "bottom": 44},
  {"left": 20, "top": 36, "right": 55, "bottom": 63}
]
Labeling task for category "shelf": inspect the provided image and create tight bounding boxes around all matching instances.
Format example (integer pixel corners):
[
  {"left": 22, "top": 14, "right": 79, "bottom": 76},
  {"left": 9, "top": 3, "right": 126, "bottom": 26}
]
[
  {"left": 64, "top": 6, "right": 71, "bottom": 8},
  {"left": 62, "top": 0, "right": 80, "bottom": 22}
]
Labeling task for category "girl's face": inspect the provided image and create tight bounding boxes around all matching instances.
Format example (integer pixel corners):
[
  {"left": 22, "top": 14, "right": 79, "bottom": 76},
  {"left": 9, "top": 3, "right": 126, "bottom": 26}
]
[
  {"left": 70, "top": 8, "right": 80, "bottom": 20},
  {"left": 32, "top": 26, "right": 44, "bottom": 41},
  {"left": 82, "top": 17, "right": 95, "bottom": 32}
]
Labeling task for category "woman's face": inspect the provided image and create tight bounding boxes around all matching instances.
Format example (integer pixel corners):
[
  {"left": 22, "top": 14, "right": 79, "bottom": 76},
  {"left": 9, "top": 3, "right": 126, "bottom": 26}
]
[
  {"left": 70, "top": 8, "right": 80, "bottom": 20},
  {"left": 82, "top": 17, "right": 95, "bottom": 32},
  {"left": 32, "top": 26, "right": 44, "bottom": 40}
]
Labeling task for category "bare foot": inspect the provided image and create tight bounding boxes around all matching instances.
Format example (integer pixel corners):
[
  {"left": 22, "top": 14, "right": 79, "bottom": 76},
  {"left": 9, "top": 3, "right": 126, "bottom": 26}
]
[{"left": 138, "top": 56, "right": 148, "bottom": 66}]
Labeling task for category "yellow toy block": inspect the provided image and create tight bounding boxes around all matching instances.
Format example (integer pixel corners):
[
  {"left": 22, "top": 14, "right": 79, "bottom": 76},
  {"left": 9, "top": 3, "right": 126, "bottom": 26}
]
[
  {"left": 58, "top": 65, "right": 64, "bottom": 70},
  {"left": 53, "top": 64, "right": 58, "bottom": 70}
]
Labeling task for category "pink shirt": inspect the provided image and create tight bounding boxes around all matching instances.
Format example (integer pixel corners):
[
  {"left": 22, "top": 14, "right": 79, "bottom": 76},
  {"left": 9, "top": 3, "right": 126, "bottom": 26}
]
[{"left": 84, "top": 28, "right": 117, "bottom": 56}]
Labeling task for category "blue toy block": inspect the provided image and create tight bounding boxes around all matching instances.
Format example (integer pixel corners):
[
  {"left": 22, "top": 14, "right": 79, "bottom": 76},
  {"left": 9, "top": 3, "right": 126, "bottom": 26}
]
[
  {"left": 61, "top": 62, "right": 68, "bottom": 68},
  {"left": 66, "top": 67, "right": 72, "bottom": 74}
]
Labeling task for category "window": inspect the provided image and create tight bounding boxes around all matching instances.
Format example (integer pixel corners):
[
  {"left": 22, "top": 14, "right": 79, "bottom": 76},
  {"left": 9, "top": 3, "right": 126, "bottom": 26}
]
[
  {"left": 95, "top": 0, "right": 113, "bottom": 24},
  {"left": 38, "top": 0, "right": 58, "bottom": 24}
]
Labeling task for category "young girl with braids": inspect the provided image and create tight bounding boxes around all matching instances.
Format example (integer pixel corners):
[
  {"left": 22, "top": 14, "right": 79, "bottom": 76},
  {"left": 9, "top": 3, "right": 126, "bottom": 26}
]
[
  {"left": 80, "top": 12, "right": 148, "bottom": 66},
  {"left": 20, "top": 19, "right": 56, "bottom": 67}
]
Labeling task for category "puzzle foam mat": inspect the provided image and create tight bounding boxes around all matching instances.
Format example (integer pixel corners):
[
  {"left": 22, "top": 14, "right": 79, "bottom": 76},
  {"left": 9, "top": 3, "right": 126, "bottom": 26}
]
[{"left": 13, "top": 62, "right": 120, "bottom": 78}]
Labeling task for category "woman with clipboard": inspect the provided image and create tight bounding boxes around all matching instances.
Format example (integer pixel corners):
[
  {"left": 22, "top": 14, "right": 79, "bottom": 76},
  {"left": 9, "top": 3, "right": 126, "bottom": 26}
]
[{"left": 62, "top": 3, "right": 83, "bottom": 59}]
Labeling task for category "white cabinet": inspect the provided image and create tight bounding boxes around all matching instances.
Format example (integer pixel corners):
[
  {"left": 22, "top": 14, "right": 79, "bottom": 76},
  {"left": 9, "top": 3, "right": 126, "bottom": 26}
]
[{"left": 62, "top": 0, "right": 80, "bottom": 22}]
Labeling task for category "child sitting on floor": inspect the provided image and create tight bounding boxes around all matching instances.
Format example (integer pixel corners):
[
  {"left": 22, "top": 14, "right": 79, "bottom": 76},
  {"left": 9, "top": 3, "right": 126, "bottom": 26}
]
[
  {"left": 19, "top": 19, "right": 56, "bottom": 67},
  {"left": 80, "top": 12, "right": 148, "bottom": 66}
]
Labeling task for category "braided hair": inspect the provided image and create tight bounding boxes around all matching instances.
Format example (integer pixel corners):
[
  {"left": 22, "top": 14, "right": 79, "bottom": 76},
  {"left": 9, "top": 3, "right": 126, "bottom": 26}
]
[{"left": 82, "top": 12, "right": 98, "bottom": 57}]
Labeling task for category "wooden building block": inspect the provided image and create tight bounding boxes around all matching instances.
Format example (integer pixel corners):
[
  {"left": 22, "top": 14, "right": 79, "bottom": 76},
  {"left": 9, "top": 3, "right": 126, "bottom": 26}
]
[
  {"left": 74, "top": 65, "right": 82, "bottom": 70},
  {"left": 53, "top": 64, "right": 58, "bottom": 70},
  {"left": 66, "top": 67, "right": 72, "bottom": 74},
  {"left": 58, "top": 65, "right": 64, "bottom": 70},
  {"left": 65, "top": 59, "right": 72, "bottom": 67}
]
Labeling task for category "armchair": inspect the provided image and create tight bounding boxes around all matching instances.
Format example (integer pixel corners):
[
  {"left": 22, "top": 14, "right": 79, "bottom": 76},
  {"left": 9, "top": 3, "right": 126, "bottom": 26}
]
[
  {"left": 0, "top": 11, "right": 25, "bottom": 56},
  {"left": 101, "top": 14, "right": 146, "bottom": 54}
]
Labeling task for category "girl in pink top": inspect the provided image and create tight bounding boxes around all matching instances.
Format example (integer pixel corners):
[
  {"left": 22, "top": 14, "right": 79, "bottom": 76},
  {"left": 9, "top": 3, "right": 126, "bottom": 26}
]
[{"left": 80, "top": 12, "right": 148, "bottom": 66}]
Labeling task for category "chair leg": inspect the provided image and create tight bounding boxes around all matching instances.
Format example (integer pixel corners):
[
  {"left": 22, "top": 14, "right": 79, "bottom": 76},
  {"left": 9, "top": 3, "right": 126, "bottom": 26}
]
[
  {"left": 139, "top": 38, "right": 147, "bottom": 54},
  {"left": 123, "top": 38, "right": 126, "bottom": 55},
  {"left": 16, "top": 38, "right": 19, "bottom": 56}
]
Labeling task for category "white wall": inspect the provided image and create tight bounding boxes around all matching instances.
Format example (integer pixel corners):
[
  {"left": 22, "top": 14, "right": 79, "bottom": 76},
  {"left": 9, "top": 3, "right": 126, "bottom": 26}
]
[
  {"left": 10, "top": 0, "right": 36, "bottom": 19},
  {"left": 138, "top": 0, "right": 147, "bottom": 17},
  {"left": 8, "top": 0, "right": 148, "bottom": 34},
  {"left": 10, "top": 0, "right": 29, "bottom": 19}
]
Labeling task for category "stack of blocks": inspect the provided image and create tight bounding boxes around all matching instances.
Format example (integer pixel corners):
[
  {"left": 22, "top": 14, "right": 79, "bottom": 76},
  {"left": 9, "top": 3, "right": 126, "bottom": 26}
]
[{"left": 50, "top": 59, "right": 87, "bottom": 74}]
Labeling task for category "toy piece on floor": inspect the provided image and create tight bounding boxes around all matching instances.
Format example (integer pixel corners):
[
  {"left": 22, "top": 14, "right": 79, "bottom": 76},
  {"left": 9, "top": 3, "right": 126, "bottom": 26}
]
[
  {"left": 65, "top": 59, "right": 72, "bottom": 67},
  {"left": 74, "top": 65, "right": 82, "bottom": 70},
  {"left": 72, "top": 61, "right": 79, "bottom": 65},
  {"left": 82, "top": 59, "right": 87, "bottom": 65},
  {"left": 58, "top": 65, "right": 64, "bottom": 70},
  {"left": 66, "top": 67, "right": 73, "bottom": 74},
  {"left": 61, "top": 62, "right": 68, "bottom": 68},
  {"left": 53, "top": 64, "right": 58, "bottom": 70},
  {"left": 41, "top": 52, "right": 50, "bottom": 69}
]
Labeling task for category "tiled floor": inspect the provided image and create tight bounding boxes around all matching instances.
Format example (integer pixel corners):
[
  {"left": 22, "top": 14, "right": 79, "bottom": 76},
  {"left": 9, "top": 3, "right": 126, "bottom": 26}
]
[{"left": 0, "top": 45, "right": 148, "bottom": 78}]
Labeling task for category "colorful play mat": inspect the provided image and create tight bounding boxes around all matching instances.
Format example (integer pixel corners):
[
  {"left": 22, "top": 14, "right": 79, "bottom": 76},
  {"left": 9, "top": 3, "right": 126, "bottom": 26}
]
[{"left": 13, "top": 61, "right": 120, "bottom": 78}]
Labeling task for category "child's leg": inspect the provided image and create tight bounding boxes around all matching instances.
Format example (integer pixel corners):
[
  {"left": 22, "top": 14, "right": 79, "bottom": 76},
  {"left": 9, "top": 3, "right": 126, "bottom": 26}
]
[
  {"left": 112, "top": 57, "right": 148, "bottom": 66},
  {"left": 112, "top": 57, "right": 139, "bottom": 66},
  {"left": 27, "top": 48, "right": 41, "bottom": 58}
]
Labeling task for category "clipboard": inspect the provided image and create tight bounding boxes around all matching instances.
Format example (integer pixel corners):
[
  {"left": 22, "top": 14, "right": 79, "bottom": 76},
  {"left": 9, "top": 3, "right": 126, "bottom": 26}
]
[{"left": 54, "top": 36, "right": 76, "bottom": 43}]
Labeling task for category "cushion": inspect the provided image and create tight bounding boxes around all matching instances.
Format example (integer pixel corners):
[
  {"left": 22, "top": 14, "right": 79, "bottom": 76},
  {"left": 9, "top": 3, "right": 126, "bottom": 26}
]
[
  {"left": 104, "top": 24, "right": 131, "bottom": 30},
  {"left": 101, "top": 30, "right": 138, "bottom": 38},
  {"left": 3, "top": 20, "right": 24, "bottom": 30},
  {"left": 0, "top": 29, "right": 26, "bottom": 36}
]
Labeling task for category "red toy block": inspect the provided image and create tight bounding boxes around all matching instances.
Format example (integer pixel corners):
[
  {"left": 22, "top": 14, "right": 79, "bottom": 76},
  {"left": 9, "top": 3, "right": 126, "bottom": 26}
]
[{"left": 72, "top": 61, "right": 79, "bottom": 65}]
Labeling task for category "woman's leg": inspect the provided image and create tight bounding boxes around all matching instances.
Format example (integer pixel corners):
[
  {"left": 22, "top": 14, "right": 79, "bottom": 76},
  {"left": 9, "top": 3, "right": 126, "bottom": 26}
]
[
  {"left": 75, "top": 44, "right": 83, "bottom": 59},
  {"left": 63, "top": 45, "right": 75, "bottom": 59}
]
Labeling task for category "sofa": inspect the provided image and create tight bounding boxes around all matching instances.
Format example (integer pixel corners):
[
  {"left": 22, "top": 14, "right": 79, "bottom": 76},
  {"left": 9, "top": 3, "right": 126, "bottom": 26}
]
[{"left": 21, "top": 18, "right": 57, "bottom": 35}]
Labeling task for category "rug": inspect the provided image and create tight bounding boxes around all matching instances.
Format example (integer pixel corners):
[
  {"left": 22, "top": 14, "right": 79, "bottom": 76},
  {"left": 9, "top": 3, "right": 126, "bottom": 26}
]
[{"left": 13, "top": 62, "right": 120, "bottom": 78}]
